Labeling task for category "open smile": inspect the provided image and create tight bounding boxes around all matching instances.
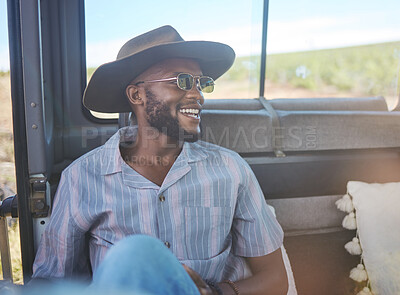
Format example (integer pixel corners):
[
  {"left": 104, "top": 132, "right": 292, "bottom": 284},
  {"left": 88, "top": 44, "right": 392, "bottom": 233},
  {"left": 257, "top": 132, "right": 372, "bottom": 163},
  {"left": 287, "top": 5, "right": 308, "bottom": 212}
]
[{"left": 179, "top": 108, "right": 200, "bottom": 119}]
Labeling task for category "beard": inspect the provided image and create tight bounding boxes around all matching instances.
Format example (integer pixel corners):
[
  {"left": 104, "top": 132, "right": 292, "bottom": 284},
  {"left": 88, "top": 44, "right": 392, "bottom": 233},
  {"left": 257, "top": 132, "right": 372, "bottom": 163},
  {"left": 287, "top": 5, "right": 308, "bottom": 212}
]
[{"left": 144, "top": 89, "right": 200, "bottom": 142}]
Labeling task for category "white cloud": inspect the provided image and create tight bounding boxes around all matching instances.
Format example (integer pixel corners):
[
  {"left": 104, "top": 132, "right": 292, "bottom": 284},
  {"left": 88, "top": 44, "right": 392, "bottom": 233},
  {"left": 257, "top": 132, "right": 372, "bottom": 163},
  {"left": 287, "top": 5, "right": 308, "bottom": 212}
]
[
  {"left": 267, "top": 17, "right": 400, "bottom": 54},
  {"left": 271, "top": 16, "right": 355, "bottom": 31},
  {"left": 189, "top": 25, "right": 263, "bottom": 57},
  {"left": 85, "top": 38, "right": 127, "bottom": 68}
]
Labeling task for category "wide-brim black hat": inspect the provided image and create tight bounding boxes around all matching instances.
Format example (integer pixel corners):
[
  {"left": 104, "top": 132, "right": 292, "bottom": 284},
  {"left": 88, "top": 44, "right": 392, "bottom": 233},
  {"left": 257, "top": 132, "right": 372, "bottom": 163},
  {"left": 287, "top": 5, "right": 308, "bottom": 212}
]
[{"left": 83, "top": 25, "right": 236, "bottom": 113}]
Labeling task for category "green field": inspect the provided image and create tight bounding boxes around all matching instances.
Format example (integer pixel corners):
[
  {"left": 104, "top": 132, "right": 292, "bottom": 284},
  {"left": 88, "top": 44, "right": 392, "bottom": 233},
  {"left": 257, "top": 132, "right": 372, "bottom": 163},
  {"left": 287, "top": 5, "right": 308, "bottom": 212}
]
[{"left": 220, "top": 41, "right": 400, "bottom": 98}]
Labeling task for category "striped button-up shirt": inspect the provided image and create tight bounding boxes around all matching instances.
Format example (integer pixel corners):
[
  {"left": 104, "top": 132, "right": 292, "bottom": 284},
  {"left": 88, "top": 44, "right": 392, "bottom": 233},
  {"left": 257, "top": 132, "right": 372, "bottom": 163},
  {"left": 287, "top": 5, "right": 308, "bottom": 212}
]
[{"left": 33, "top": 126, "right": 283, "bottom": 281}]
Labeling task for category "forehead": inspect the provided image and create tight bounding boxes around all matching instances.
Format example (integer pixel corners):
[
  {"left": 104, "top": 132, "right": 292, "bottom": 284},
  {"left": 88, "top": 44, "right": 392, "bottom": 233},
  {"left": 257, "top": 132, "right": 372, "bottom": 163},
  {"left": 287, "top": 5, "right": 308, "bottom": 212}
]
[{"left": 139, "top": 58, "right": 203, "bottom": 79}]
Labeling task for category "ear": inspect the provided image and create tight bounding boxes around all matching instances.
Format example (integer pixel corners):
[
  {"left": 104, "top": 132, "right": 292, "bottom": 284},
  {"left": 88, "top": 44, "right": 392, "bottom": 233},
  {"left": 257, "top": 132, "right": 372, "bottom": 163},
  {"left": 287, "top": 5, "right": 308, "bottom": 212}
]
[{"left": 126, "top": 84, "right": 143, "bottom": 105}]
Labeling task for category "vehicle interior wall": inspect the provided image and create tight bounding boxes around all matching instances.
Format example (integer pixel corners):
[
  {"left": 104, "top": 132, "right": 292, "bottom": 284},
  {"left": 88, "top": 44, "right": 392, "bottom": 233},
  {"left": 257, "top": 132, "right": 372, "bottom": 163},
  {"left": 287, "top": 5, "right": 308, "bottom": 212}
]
[{"left": 199, "top": 98, "right": 400, "bottom": 293}]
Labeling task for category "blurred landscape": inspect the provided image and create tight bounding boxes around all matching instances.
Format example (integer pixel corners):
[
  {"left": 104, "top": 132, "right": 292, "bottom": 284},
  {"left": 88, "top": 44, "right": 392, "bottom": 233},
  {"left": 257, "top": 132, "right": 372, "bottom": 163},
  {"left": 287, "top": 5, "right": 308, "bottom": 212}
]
[
  {"left": 0, "top": 40, "right": 399, "bottom": 282},
  {"left": 0, "top": 71, "right": 15, "bottom": 193},
  {"left": 214, "top": 40, "right": 400, "bottom": 109},
  {"left": 0, "top": 71, "right": 22, "bottom": 284}
]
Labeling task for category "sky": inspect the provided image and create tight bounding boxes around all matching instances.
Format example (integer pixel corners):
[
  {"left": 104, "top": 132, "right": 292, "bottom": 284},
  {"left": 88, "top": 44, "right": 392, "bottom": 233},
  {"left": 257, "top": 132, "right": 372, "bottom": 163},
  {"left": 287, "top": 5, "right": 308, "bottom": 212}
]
[{"left": 1, "top": 0, "right": 400, "bottom": 70}]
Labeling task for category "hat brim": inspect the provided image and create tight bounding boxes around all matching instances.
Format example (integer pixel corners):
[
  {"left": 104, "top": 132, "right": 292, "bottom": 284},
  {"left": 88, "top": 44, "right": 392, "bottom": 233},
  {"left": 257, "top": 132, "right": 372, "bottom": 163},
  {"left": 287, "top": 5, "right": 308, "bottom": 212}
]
[{"left": 83, "top": 41, "right": 235, "bottom": 113}]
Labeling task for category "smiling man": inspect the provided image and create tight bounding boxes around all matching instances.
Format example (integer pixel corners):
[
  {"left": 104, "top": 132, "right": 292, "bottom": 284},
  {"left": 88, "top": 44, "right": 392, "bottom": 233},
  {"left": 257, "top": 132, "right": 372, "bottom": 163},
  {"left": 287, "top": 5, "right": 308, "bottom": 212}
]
[
  {"left": 119, "top": 59, "right": 208, "bottom": 186},
  {"left": 32, "top": 26, "right": 288, "bottom": 295}
]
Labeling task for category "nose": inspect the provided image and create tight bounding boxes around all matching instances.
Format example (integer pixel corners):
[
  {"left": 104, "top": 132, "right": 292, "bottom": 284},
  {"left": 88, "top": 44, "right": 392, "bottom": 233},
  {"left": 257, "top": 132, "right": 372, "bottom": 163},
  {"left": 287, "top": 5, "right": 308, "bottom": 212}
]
[{"left": 186, "top": 81, "right": 205, "bottom": 105}]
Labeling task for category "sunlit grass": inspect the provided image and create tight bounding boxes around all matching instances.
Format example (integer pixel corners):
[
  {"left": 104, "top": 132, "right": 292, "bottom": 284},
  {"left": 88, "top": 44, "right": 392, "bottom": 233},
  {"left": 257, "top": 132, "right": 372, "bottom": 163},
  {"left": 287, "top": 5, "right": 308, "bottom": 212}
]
[
  {"left": 0, "top": 76, "right": 22, "bottom": 284},
  {"left": 0, "top": 219, "right": 23, "bottom": 284},
  {"left": 0, "top": 131, "right": 14, "bottom": 163}
]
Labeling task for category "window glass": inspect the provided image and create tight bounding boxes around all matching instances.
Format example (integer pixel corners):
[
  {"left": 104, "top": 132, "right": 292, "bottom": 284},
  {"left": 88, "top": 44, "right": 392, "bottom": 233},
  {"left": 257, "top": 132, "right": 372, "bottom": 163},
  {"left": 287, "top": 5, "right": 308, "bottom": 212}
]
[
  {"left": 0, "top": 1, "right": 9, "bottom": 73},
  {"left": 85, "top": 0, "right": 263, "bottom": 119},
  {"left": 266, "top": 0, "right": 400, "bottom": 110},
  {"left": 0, "top": 0, "right": 12, "bottom": 132}
]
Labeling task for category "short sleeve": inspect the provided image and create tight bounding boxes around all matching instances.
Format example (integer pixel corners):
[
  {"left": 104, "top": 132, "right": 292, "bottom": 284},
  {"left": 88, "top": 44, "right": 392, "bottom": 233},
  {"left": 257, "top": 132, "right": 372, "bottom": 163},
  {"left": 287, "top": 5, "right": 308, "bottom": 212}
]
[
  {"left": 32, "top": 168, "right": 91, "bottom": 279},
  {"left": 231, "top": 161, "right": 284, "bottom": 257}
]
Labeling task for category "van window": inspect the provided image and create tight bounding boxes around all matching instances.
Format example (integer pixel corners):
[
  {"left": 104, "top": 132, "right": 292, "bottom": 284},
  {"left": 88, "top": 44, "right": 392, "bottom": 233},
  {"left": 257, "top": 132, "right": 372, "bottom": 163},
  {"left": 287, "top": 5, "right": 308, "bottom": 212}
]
[
  {"left": 85, "top": 0, "right": 264, "bottom": 119},
  {"left": 0, "top": 0, "right": 12, "bottom": 133},
  {"left": 266, "top": 0, "right": 400, "bottom": 110}
]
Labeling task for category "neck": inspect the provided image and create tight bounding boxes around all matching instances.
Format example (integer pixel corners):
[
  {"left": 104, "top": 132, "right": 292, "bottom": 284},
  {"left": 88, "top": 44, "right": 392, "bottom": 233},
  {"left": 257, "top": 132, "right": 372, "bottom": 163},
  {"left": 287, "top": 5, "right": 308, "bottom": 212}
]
[
  {"left": 121, "top": 125, "right": 184, "bottom": 167},
  {"left": 137, "top": 125, "right": 183, "bottom": 156}
]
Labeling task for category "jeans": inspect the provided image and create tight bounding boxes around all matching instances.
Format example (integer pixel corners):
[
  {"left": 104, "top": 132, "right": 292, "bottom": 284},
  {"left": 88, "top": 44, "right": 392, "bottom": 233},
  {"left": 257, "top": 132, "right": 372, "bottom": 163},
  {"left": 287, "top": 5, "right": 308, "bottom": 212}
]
[
  {"left": 14, "top": 235, "right": 200, "bottom": 295},
  {"left": 91, "top": 234, "right": 200, "bottom": 294}
]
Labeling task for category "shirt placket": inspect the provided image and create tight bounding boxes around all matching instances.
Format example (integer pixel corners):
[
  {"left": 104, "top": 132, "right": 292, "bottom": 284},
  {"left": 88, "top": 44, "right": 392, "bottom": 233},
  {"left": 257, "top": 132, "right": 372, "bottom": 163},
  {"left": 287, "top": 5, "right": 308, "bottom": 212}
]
[{"left": 156, "top": 156, "right": 191, "bottom": 252}]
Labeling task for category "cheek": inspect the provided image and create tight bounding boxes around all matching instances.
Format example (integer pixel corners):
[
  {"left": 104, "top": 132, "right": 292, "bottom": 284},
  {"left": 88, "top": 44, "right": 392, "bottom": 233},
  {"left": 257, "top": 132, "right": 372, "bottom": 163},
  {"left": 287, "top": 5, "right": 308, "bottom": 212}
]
[{"left": 145, "top": 86, "right": 184, "bottom": 113}]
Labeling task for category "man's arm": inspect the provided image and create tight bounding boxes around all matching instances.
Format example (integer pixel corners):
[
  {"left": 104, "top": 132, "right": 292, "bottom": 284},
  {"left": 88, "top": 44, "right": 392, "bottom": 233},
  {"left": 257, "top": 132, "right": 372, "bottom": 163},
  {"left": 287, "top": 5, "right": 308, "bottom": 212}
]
[
  {"left": 184, "top": 248, "right": 288, "bottom": 295},
  {"left": 216, "top": 155, "right": 287, "bottom": 294},
  {"left": 218, "top": 248, "right": 288, "bottom": 295}
]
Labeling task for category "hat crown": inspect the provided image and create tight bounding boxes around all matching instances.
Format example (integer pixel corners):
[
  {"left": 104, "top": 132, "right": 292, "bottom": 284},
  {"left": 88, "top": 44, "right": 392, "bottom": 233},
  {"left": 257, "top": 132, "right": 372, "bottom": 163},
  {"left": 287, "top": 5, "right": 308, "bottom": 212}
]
[{"left": 117, "top": 25, "right": 184, "bottom": 60}]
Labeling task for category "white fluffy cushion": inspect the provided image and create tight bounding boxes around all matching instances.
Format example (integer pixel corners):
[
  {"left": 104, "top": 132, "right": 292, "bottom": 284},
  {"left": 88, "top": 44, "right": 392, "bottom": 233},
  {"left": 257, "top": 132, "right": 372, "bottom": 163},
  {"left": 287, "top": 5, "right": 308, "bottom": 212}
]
[{"left": 347, "top": 181, "right": 400, "bottom": 294}]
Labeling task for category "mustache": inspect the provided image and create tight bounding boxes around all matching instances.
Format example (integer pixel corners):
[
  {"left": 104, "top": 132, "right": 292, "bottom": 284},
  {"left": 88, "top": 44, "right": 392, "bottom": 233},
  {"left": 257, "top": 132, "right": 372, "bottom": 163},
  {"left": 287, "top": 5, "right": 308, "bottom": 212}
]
[{"left": 176, "top": 100, "right": 201, "bottom": 110}]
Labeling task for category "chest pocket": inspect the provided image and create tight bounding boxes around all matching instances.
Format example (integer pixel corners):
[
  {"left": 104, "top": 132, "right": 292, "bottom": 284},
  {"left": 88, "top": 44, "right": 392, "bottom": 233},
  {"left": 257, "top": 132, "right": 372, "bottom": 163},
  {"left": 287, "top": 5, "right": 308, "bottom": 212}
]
[{"left": 184, "top": 206, "right": 232, "bottom": 260}]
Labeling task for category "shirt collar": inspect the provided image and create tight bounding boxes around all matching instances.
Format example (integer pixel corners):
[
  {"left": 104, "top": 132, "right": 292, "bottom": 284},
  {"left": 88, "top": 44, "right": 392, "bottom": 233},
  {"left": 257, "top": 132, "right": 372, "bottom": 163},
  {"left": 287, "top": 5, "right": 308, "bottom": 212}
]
[{"left": 100, "top": 126, "right": 208, "bottom": 176}]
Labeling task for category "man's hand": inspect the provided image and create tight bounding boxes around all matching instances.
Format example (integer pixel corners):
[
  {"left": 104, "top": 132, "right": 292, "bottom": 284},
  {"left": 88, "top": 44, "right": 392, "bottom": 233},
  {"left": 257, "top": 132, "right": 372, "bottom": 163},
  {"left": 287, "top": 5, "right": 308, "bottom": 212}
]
[{"left": 182, "top": 264, "right": 215, "bottom": 295}]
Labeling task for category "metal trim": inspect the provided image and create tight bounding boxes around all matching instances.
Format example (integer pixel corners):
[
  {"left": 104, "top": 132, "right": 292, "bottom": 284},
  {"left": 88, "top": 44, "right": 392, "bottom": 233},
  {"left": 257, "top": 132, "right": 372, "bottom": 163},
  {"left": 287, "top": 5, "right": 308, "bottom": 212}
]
[
  {"left": 259, "top": 0, "right": 269, "bottom": 98},
  {"left": 7, "top": 0, "right": 35, "bottom": 282}
]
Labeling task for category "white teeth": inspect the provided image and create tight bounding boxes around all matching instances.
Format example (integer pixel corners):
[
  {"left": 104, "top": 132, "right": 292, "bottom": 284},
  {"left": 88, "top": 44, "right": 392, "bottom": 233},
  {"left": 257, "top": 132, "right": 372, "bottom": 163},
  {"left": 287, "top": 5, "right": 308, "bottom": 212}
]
[
  {"left": 179, "top": 108, "right": 200, "bottom": 118},
  {"left": 179, "top": 108, "right": 199, "bottom": 115}
]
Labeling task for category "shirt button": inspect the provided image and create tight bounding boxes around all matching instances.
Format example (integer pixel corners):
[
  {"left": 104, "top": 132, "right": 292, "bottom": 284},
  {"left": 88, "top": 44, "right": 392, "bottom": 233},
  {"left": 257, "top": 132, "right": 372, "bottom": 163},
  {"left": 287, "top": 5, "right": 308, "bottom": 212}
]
[
  {"left": 164, "top": 241, "right": 170, "bottom": 248},
  {"left": 159, "top": 195, "right": 165, "bottom": 202}
]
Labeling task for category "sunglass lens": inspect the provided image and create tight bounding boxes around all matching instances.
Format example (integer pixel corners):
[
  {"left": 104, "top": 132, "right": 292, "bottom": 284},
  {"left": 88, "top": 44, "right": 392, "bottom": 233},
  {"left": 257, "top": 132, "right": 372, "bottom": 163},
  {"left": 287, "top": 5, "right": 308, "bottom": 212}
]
[
  {"left": 177, "top": 74, "right": 194, "bottom": 91},
  {"left": 199, "top": 77, "right": 215, "bottom": 93}
]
